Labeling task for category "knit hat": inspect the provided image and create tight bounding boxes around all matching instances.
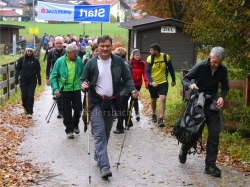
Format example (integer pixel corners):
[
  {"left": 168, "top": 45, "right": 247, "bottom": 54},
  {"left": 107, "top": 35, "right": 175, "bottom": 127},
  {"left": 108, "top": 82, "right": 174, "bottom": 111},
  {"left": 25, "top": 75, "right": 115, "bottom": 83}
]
[
  {"left": 26, "top": 44, "right": 34, "bottom": 51},
  {"left": 80, "top": 46, "right": 86, "bottom": 50},
  {"left": 133, "top": 49, "right": 140, "bottom": 56}
]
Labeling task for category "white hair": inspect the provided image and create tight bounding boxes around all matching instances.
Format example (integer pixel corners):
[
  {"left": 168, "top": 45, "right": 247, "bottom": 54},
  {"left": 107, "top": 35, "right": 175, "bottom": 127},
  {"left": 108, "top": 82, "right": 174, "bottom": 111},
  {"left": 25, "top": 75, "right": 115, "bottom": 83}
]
[
  {"left": 210, "top": 46, "right": 226, "bottom": 59},
  {"left": 55, "top": 36, "right": 64, "bottom": 43},
  {"left": 66, "top": 43, "right": 78, "bottom": 53}
]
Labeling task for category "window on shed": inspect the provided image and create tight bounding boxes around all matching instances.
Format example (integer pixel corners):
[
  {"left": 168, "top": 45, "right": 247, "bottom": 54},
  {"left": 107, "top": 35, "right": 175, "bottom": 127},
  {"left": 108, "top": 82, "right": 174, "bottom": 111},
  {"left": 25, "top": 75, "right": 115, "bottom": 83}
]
[{"left": 133, "top": 32, "right": 137, "bottom": 48}]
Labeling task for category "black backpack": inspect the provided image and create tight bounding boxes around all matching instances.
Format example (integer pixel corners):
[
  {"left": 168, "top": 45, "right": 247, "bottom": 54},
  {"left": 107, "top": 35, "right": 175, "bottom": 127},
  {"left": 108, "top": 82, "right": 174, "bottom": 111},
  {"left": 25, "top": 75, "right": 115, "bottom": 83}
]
[{"left": 172, "top": 90, "right": 206, "bottom": 154}]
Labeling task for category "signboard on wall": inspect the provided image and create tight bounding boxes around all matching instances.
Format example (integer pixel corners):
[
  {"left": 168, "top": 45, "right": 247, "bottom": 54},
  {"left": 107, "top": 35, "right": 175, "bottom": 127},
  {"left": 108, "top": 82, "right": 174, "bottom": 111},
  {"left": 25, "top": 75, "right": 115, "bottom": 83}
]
[{"left": 161, "top": 26, "right": 176, "bottom": 33}]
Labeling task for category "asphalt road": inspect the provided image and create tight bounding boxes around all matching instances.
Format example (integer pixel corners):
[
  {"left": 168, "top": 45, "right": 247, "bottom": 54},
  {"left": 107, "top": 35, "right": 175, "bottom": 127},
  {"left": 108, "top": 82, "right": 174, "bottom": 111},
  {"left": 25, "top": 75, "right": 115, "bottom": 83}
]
[{"left": 18, "top": 86, "right": 250, "bottom": 187}]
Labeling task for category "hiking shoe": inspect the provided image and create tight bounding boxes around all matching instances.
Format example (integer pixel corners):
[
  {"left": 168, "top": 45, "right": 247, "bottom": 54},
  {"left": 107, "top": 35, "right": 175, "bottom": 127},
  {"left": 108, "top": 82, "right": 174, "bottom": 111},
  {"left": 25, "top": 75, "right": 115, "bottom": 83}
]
[
  {"left": 113, "top": 129, "right": 124, "bottom": 134},
  {"left": 179, "top": 149, "right": 187, "bottom": 164},
  {"left": 136, "top": 113, "right": 140, "bottom": 121},
  {"left": 57, "top": 113, "right": 63, "bottom": 118},
  {"left": 67, "top": 132, "right": 74, "bottom": 139},
  {"left": 23, "top": 108, "right": 27, "bottom": 114},
  {"left": 101, "top": 168, "right": 112, "bottom": 179},
  {"left": 152, "top": 114, "right": 157, "bottom": 123},
  {"left": 27, "top": 114, "right": 32, "bottom": 119},
  {"left": 158, "top": 118, "right": 165, "bottom": 127},
  {"left": 204, "top": 165, "right": 221, "bottom": 177},
  {"left": 74, "top": 127, "right": 80, "bottom": 134}
]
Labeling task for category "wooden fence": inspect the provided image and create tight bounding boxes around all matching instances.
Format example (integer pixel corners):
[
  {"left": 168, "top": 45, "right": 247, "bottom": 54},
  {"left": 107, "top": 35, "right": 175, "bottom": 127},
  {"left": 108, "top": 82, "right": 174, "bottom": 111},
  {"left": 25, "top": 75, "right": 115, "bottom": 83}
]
[
  {"left": 0, "top": 61, "right": 18, "bottom": 105},
  {"left": 180, "top": 69, "right": 250, "bottom": 137}
]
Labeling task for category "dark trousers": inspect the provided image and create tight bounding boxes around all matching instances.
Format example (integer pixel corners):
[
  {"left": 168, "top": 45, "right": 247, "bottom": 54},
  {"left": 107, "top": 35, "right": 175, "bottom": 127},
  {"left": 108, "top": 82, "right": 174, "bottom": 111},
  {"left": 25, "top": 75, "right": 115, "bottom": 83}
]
[
  {"left": 56, "top": 97, "right": 63, "bottom": 114},
  {"left": 20, "top": 80, "right": 37, "bottom": 114},
  {"left": 116, "top": 95, "right": 132, "bottom": 130},
  {"left": 130, "top": 86, "right": 141, "bottom": 114},
  {"left": 62, "top": 90, "right": 82, "bottom": 133},
  {"left": 181, "top": 99, "right": 220, "bottom": 166}
]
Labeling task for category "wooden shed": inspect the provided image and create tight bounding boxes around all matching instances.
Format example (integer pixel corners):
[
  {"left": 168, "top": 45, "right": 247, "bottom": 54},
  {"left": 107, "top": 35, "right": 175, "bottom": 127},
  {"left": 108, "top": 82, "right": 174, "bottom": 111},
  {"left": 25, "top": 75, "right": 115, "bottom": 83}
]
[
  {"left": 0, "top": 24, "right": 25, "bottom": 55},
  {"left": 120, "top": 16, "right": 197, "bottom": 70},
  {"left": 0, "top": 24, "right": 25, "bottom": 44}
]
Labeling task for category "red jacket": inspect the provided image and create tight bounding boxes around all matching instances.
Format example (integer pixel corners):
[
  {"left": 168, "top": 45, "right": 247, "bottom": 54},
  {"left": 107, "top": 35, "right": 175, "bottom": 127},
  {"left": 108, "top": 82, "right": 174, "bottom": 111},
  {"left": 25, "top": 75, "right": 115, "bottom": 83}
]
[{"left": 130, "top": 58, "right": 148, "bottom": 88}]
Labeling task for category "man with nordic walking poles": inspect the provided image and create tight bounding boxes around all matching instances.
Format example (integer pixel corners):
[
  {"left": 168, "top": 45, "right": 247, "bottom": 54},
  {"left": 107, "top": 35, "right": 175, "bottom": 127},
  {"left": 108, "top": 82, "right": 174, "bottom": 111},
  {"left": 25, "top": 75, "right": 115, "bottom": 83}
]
[
  {"left": 50, "top": 43, "right": 84, "bottom": 139},
  {"left": 80, "top": 35, "right": 138, "bottom": 179}
]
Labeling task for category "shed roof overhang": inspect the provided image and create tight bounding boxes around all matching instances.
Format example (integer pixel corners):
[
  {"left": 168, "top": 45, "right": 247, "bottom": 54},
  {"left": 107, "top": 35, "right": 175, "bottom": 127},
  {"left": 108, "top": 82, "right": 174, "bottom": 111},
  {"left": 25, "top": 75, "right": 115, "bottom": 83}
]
[
  {"left": 121, "top": 17, "right": 187, "bottom": 31},
  {"left": 0, "top": 24, "right": 25, "bottom": 29}
]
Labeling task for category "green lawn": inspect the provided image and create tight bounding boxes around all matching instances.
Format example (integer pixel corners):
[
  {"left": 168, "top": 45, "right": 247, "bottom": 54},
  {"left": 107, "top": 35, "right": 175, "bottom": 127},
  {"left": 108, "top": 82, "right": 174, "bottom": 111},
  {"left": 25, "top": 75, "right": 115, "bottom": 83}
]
[{"left": 0, "top": 21, "right": 128, "bottom": 40}]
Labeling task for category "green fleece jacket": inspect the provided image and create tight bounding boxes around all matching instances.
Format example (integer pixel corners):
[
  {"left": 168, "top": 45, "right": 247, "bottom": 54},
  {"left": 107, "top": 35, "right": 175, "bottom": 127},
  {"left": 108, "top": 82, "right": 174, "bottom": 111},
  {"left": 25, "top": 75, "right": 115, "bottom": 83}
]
[{"left": 50, "top": 55, "right": 84, "bottom": 93}]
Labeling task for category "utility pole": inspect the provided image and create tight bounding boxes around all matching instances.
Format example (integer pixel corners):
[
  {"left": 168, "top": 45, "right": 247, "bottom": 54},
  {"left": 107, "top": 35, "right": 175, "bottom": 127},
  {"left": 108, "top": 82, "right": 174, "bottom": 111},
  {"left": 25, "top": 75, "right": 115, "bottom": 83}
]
[
  {"left": 130, "top": 0, "right": 132, "bottom": 20},
  {"left": 32, "top": 0, "right": 35, "bottom": 48}
]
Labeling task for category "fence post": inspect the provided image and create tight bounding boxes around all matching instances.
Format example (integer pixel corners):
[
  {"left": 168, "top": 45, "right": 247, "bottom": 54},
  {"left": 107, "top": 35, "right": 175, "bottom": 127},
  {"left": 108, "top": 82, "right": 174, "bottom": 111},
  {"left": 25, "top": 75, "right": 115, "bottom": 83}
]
[
  {"left": 243, "top": 75, "right": 250, "bottom": 106},
  {"left": 181, "top": 70, "right": 185, "bottom": 101},
  {"left": 2, "top": 64, "right": 8, "bottom": 97}
]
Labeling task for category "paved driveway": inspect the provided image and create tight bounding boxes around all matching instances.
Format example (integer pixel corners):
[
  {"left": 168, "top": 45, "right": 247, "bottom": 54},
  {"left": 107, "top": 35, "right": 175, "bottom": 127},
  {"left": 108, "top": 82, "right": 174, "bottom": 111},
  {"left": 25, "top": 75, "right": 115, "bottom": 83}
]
[{"left": 18, "top": 86, "right": 250, "bottom": 186}]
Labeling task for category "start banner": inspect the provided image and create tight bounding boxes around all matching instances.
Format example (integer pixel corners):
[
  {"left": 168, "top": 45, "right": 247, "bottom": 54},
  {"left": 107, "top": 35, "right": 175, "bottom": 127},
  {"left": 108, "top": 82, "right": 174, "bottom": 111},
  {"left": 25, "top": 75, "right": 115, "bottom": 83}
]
[{"left": 37, "top": 1, "right": 111, "bottom": 22}]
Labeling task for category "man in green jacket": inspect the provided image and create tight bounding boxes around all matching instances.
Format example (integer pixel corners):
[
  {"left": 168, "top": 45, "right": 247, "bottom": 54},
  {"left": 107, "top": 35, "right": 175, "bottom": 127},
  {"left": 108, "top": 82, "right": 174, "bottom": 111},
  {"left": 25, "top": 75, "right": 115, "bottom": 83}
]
[{"left": 50, "top": 43, "right": 84, "bottom": 139}]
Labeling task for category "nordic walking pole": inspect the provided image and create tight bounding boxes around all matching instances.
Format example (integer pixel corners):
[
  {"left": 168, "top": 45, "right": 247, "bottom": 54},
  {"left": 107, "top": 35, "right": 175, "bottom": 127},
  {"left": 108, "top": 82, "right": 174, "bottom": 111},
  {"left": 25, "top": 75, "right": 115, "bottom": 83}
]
[
  {"left": 116, "top": 101, "right": 134, "bottom": 169},
  {"left": 85, "top": 80, "right": 91, "bottom": 184},
  {"left": 45, "top": 80, "right": 66, "bottom": 123},
  {"left": 45, "top": 100, "right": 56, "bottom": 123},
  {"left": 45, "top": 100, "right": 57, "bottom": 123}
]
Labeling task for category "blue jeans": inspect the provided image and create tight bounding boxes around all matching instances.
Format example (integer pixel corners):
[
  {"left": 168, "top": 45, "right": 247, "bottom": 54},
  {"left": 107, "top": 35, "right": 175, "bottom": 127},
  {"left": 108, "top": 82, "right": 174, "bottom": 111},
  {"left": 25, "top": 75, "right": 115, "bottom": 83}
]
[{"left": 91, "top": 105, "right": 113, "bottom": 171}]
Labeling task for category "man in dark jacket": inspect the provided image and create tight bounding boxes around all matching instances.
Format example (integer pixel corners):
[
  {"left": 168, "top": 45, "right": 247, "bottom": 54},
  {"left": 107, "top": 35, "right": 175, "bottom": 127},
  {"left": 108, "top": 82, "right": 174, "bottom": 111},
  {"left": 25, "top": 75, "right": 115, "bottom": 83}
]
[
  {"left": 46, "top": 36, "right": 66, "bottom": 118},
  {"left": 179, "top": 46, "right": 229, "bottom": 178},
  {"left": 80, "top": 35, "right": 138, "bottom": 179}
]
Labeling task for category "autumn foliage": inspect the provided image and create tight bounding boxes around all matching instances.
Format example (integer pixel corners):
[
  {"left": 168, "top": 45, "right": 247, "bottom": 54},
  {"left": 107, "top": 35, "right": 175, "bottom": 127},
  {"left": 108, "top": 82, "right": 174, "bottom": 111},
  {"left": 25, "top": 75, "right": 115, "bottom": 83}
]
[{"left": 136, "top": 0, "right": 250, "bottom": 72}]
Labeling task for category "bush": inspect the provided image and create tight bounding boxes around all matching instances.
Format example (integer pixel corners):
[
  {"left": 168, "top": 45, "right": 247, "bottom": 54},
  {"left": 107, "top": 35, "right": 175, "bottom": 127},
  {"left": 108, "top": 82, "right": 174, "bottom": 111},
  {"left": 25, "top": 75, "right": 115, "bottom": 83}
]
[
  {"left": 21, "top": 15, "right": 30, "bottom": 22},
  {"left": 110, "top": 14, "right": 116, "bottom": 23},
  {"left": 0, "top": 15, "right": 3, "bottom": 21},
  {"left": 116, "top": 16, "right": 120, "bottom": 23}
]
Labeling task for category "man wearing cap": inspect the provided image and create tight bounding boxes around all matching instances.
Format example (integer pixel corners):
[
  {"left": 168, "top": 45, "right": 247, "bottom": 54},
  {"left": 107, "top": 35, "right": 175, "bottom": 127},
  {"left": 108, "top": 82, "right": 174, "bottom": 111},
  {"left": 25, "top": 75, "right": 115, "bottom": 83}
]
[
  {"left": 15, "top": 45, "right": 41, "bottom": 118},
  {"left": 50, "top": 43, "right": 84, "bottom": 139},
  {"left": 78, "top": 46, "right": 86, "bottom": 60},
  {"left": 46, "top": 36, "right": 66, "bottom": 118}
]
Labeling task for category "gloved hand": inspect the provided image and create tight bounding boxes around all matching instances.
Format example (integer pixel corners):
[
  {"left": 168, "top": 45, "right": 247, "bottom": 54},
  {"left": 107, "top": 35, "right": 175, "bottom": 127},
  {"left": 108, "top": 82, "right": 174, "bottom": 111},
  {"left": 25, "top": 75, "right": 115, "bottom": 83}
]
[
  {"left": 15, "top": 79, "right": 18, "bottom": 85},
  {"left": 38, "top": 81, "right": 41, "bottom": 86}
]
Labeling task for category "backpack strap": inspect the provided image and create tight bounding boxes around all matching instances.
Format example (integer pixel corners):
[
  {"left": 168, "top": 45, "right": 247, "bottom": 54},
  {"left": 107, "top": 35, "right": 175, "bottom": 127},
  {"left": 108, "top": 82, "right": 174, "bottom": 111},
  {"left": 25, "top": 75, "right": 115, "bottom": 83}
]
[
  {"left": 150, "top": 53, "right": 168, "bottom": 68},
  {"left": 150, "top": 55, "right": 155, "bottom": 67},
  {"left": 164, "top": 53, "right": 168, "bottom": 67}
]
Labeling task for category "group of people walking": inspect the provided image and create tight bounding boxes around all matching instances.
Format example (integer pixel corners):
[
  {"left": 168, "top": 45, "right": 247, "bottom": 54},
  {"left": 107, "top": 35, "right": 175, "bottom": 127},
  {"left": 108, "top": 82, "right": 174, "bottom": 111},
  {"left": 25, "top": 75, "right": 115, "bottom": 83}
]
[{"left": 15, "top": 34, "right": 228, "bottom": 179}]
